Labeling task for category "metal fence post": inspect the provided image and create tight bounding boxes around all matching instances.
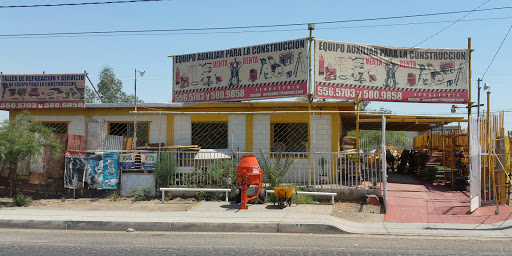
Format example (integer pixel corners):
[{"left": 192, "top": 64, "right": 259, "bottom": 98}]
[{"left": 381, "top": 112, "right": 388, "bottom": 211}]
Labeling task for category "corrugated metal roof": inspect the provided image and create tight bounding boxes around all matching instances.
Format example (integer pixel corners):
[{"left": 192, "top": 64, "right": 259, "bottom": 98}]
[{"left": 85, "top": 103, "right": 186, "bottom": 108}]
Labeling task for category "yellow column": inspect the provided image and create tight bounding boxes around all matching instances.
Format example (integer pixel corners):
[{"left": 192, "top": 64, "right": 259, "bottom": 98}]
[
  {"left": 167, "top": 113, "right": 174, "bottom": 146},
  {"left": 246, "top": 114, "right": 253, "bottom": 152}
]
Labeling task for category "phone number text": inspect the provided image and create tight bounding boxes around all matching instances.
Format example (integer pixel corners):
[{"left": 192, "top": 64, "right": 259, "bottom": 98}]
[{"left": 0, "top": 102, "right": 84, "bottom": 109}]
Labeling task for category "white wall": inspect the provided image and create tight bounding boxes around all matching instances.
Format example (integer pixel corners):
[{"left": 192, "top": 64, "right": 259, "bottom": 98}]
[
  {"left": 174, "top": 115, "right": 191, "bottom": 146},
  {"left": 311, "top": 114, "right": 332, "bottom": 152},
  {"left": 283, "top": 114, "right": 333, "bottom": 183},
  {"left": 252, "top": 115, "right": 270, "bottom": 153},
  {"left": 229, "top": 115, "right": 245, "bottom": 151},
  {"left": 93, "top": 115, "right": 167, "bottom": 144},
  {"left": 30, "top": 115, "right": 86, "bottom": 135}
]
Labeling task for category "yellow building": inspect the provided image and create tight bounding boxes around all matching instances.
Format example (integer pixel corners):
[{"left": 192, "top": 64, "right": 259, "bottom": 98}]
[{"left": 10, "top": 101, "right": 355, "bottom": 154}]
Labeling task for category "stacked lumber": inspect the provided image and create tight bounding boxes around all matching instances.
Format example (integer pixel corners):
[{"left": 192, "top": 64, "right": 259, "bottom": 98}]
[
  {"left": 341, "top": 136, "right": 357, "bottom": 151},
  {"left": 425, "top": 152, "right": 443, "bottom": 167},
  {"left": 135, "top": 145, "right": 201, "bottom": 150}
]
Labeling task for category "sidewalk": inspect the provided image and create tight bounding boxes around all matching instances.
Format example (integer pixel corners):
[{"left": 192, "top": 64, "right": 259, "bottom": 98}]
[
  {"left": 385, "top": 173, "right": 512, "bottom": 224},
  {"left": 1, "top": 201, "right": 511, "bottom": 237}
]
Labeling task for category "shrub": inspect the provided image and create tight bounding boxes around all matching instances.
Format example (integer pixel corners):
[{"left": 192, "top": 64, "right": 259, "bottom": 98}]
[
  {"left": 133, "top": 188, "right": 149, "bottom": 202},
  {"left": 154, "top": 152, "right": 177, "bottom": 188},
  {"left": 371, "top": 177, "right": 379, "bottom": 187},
  {"left": 111, "top": 192, "right": 120, "bottom": 201},
  {"left": 207, "top": 159, "right": 235, "bottom": 187},
  {"left": 292, "top": 193, "right": 315, "bottom": 204},
  {"left": 317, "top": 157, "right": 328, "bottom": 176},
  {"left": 12, "top": 193, "right": 32, "bottom": 207},
  {"left": 259, "top": 149, "right": 296, "bottom": 188}
]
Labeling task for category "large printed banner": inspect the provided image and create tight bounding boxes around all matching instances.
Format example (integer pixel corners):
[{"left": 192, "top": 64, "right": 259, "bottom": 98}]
[
  {"left": 86, "top": 152, "right": 119, "bottom": 190},
  {"left": 0, "top": 73, "right": 86, "bottom": 109},
  {"left": 64, "top": 151, "right": 87, "bottom": 189},
  {"left": 141, "top": 152, "right": 157, "bottom": 170},
  {"left": 119, "top": 153, "right": 136, "bottom": 169},
  {"left": 314, "top": 40, "right": 469, "bottom": 103},
  {"left": 173, "top": 39, "right": 308, "bottom": 102}
]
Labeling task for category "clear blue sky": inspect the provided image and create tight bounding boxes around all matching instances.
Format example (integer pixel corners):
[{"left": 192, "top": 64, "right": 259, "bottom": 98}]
[{"left": 1, "top": 0, "right": 511, "bottom": 131}]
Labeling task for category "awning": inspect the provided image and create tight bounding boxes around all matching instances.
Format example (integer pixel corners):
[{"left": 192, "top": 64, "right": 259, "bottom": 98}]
[{"left": 341, "top": 113, "right": 466, "bottom": 132}]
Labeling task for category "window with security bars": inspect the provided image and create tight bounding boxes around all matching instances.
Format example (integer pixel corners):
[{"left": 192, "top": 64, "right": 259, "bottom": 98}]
[
  {"left": 108, "top": 122, "right": 149, "bottom": 148},
  {"left": 42, "top": 122, "right": 68, "bottom": 134},
  {"left": 192, "top": 122, "right": 228, "bottom": 149},
  {"left": 271, "top": 123, "right": 308, "bottom": 152}
]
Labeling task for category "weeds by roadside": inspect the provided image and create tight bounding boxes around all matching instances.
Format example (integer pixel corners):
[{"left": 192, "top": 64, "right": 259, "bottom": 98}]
[
  {"left": 133, "top": 188, "right": 149, "bottom": 202},
  {"left": 111, "top": 192, "right": 120, "bottom": 202},
  {"left": 12, "top": 193, "right": 32, "bottom": 207}
]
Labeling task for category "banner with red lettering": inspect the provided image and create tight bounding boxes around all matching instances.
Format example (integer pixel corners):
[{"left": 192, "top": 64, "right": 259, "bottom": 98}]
[
  {"left": 172, "top": 39, "right": 308, "bottom": 102},
  {"left": 0, "top": 73, "right": 86, "bottom": 109},
  {"left": 314, "top": 40, "right": 469, "bottom": 103}
]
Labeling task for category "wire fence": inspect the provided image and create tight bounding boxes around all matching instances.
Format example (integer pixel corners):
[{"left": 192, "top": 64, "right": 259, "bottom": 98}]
[
  {"left": 161, "top": 150, "right": 384, "bottom": 191},
  {"left": 1, "top": 110, "right": 391, "bottom": 201}
]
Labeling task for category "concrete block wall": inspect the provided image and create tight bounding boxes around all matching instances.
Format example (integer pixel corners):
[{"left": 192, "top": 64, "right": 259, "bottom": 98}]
[
  {"left": 228, "top": 115, "right": 246, "bottom": 151},
  {"left": 252, "top": 115, "right": 270, "bottom": 153},
  {"left": 30, "top": 115, "right": 86, "bottom": 135},
  {"left": 311, "top": 114, "right": 332, "bottom": 152},
  {"left": 174, "top": 115, "right": 191, "bottom": 146},
  {"left": 283, "top": 114, "right": 332, "bottom": 184},
  {"left": 93, "top": 115, "right": 167, "bottom": 145}
]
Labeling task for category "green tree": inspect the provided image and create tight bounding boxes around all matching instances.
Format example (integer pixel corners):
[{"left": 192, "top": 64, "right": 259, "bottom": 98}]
[
  {"left": 348, "top": 130, "right": 410, "bottom": 147},
  {"left": 358, "top": 100, "right": 371, "bottom": 111},
  {"left": 0, "top": 112, "right": 61, "bottom": 196},
  {"left": 348, "top": 107, "right": 409, "bottom": 149},
  {"left": 86, "top": 66, "right": 143, "bottom": 103}
]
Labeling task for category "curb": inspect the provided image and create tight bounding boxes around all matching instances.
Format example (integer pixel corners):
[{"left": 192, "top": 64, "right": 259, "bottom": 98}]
[{"left": 0, "top": 219, "right": 347, "bottom": 234}]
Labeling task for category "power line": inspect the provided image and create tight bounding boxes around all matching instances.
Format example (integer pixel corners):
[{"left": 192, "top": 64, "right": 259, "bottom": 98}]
[
  {"left": 481, "top": 24, "right": 512, "bottom": 80},
  {"left": 0, "top": 6, "right": 511, "bottom": 38},
  {"left": 0, "top": 0, "right": 169, "bottom": 9},
  {"left": 412, "top": 0, "right": 491, "bottom": 47},
  {"left": 4, "top": 16, "right": 512, "bottom": 40}
]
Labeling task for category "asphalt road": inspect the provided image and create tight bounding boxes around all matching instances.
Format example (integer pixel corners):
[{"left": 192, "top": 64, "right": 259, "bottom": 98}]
[{"left": 0, "top": 229, "right": 511, "bottom": 256}]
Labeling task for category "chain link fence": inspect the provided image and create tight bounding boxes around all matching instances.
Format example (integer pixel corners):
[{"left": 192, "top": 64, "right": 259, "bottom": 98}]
[{"left": 2, "top": 110, "right": 390, "bottom": 201}]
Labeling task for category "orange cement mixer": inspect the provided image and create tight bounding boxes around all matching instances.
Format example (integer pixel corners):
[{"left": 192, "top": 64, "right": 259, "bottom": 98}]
[{"left": 235, "top": 155, "right": 266, "bottom": 209}]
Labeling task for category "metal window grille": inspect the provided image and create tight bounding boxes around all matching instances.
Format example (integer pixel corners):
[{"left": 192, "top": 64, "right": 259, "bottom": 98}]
[
  {"left": 191, "top": 122, "right": 228, "bottom": 149},
  {"left": 271, "top": 123, "right": 308, "bottom": 152},
  {"left": 42, "top": 122, "right": 68, "bottom": 134},
  {"left": 108, "top": 122, "right": 149, "bottom": 148}
]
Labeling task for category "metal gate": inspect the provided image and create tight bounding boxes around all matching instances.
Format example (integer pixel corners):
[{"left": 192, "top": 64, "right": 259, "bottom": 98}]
[{"left": 469, "top": 116, "right": 481, "bottom": 212}]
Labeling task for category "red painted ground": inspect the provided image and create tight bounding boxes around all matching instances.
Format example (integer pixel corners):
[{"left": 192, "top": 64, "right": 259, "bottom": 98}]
[{"left": 384, "top": 174, "right": 512, "bottom": 224}]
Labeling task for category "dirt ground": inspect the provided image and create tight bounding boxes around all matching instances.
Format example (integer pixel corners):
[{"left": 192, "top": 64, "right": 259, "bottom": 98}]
[
  {"left": 332, "top": 202, "right": 384, "bottom": 223},
  {"left": 0, "top": 196, "right": 198, "bottom": 212}
]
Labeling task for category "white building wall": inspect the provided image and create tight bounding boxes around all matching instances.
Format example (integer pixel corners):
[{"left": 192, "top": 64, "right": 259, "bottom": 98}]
[
  {"left": 252, "top": 115, "right": 270, "bottom": 152},
  {"left": 93, "top": 115, "right": 167, "bottom": 144},
  {"left": 311, "top": 114, "right": 332, "bottom": 152},
  {"left": 283, "top": 114, "right": 332, "bottom": 183},
  {"left": 30, "top": 115, "right": 86, "bottom": 135},
  {"left": 174, "top": 115, "right": 191, "bottom": 146},
  {"left": 228, "top": 115, "right": 246, "bottom": 151}
]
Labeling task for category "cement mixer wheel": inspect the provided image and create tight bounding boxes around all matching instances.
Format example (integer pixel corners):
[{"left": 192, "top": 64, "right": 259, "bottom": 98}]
[
  {"left": 235, "top": 175, "right": 251, "bottom": 191},
  {"left": 258, "top": 188, "right": 266, "bottom": 204}
]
